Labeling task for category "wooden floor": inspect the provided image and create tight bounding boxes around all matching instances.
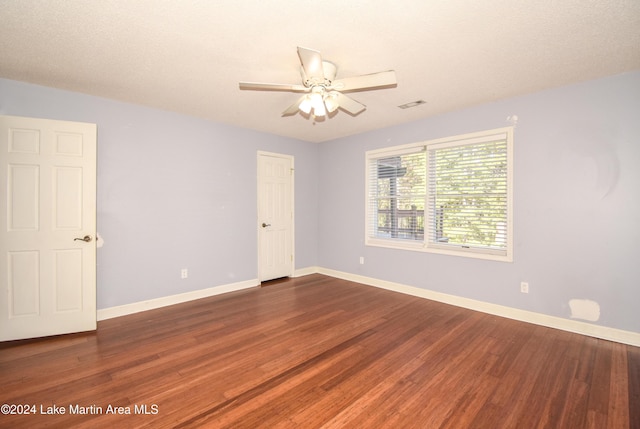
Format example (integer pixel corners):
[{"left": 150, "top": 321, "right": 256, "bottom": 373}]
[{"left": 1, "top": 274, "right": 638, "bottom": 428}]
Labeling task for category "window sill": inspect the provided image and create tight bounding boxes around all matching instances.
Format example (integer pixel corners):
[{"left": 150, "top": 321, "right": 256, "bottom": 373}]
[{"left": 365, "top": 238, "right": 512, "bottom": 262}]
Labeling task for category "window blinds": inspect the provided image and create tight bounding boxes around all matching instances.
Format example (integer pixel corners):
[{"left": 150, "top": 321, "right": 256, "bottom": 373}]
[
  {"left": 427, "top": 133, "right": 508, "bottom": 254},
  {"left": 367, "top": 147, "right": 426, "bottom": 241}
]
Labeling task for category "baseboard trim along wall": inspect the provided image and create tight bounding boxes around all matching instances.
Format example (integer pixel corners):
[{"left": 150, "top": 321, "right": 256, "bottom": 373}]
[
  {"left": 97, "top": 278, "right": 259, "bottom": 321},
  {"left": 293, "top": 266, "right": 319, "bottom": 277},
  {"left": 98, "top": 268, "right": 314, "bottom": 321},
  {"left": 316, "top": 267, "right": 640, "bottom": 347},
  {"left": 97, "top": 267, "right": 318, "bottom": 321},
  {"left": 97, "top": 267, "right": 640, "bottom": 347}
]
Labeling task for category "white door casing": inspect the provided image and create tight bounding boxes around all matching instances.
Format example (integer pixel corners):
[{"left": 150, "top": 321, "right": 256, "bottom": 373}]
[
  {"left": 0, "top": 115, "right": 97, "bottom": 341},
  {"left": 257, "top": 152, "right": 293, "bottom": 282}
]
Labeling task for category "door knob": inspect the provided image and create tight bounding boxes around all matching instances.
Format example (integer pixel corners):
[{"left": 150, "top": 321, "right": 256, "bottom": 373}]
[
  {"left": 261, "top": 223, "right": 271, "bottom": 228},
  {"left": 74, "top": 235, "right": 92, "bottom": 242}
]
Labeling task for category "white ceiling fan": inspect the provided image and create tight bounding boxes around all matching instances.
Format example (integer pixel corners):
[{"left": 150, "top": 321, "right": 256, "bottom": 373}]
[{"left": 239, "top": 47, "right": 397, "bottom": 118}]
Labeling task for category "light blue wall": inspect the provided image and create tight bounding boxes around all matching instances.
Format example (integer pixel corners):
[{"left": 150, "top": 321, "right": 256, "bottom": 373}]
[
  {"left": 2, "top": 72, "right": 638, "bottom": 334},
  {"left": 0, "top": 78, "right": 319, "bottom": 309},
  {"left": 317, "top": 71, "right": 640, "bottom": 333}
]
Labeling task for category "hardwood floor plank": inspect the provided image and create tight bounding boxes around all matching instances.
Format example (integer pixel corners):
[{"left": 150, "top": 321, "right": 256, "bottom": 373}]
[
  {"left": 588, "top": 340, "right": 613, "bottom": 417},
  {"left": 0, "top": 274, "right": 637, "bottom": 428},
  {"left": 629, "top": 347, "right": 640, "bottom": 429},
  {"left": 533, "top": 340, "right": 580, "bottom": 429},
  {"left": 606, "top": 342, "right": 629, "bottom": 429}
]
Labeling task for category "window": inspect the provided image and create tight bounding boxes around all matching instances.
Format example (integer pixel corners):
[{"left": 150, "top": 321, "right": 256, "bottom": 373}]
[{"left": 366, "top": 127, "right": 513, "bottom": 261}]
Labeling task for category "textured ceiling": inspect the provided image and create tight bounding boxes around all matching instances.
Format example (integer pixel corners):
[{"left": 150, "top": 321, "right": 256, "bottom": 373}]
[{"left": 1, "top": 0, "right": 639, "bottom": 142}]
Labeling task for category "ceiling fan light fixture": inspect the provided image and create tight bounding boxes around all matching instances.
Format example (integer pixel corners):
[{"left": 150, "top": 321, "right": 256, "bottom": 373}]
[
  {"left": 312, "top": 97, "right": 327, "bottom": 116},
  {"left": 311, "top": 93, "right": 326, "bottom": 116},
  {"left": 298, "top": 96, "right": 313, "bottom": 114},
  {"left": 324, "top": 92, "right": 340, "bottom": 113}
]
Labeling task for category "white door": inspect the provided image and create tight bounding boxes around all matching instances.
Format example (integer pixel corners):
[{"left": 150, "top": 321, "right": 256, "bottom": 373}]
[
  {"left": 0, "top": 115, "right": 97, "bottom": 341},
  {"left": 257, "top": 152, "right": 293, "bottom": 282}
]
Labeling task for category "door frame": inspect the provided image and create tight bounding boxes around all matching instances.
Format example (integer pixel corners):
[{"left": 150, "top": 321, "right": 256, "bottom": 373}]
[{"left": 257, "top": 151, "right": 294, "bottom": 282}]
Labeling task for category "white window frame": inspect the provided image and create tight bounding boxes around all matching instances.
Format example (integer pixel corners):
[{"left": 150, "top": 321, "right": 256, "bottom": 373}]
[{"left": 365, "top": 127, "right": 513, "bottom": 262}]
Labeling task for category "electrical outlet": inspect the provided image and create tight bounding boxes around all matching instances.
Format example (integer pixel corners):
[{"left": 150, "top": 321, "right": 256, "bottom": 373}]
[
  {"left": 359, "top": 257, "right": 365, "bottom": 265},
  {"left": 520, "top": 281, "right": 529, "bottom": 294},
  {"left": 181, "top": 268, "right": 188, "bottom": 279}
]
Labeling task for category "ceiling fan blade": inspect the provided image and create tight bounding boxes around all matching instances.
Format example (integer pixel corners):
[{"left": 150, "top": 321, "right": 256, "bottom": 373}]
[
  {"left": 335, "top": 92, "right": 366, "bottom": 115},
  {"left": 332, "top": 70, "right": 397, "bottom": 92},
  {"left": 297, "top": 46, "right": 325, "bottom": 83},
  {"left": 282, "top": 95, "right": 307, "bottom": 116},
  {"left": 239, "top": 82, "right": 308, "bottom": 92}
]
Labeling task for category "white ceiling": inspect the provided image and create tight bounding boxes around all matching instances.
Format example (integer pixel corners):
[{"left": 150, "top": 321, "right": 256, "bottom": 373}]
[{"left": 2, "top": 0, "right": 639, "bottom": 143}]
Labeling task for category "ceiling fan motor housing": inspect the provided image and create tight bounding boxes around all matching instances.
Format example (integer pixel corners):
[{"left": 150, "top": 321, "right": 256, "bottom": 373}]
[{"left": 302, "top": 61, "right": 337, "bottom": 87}]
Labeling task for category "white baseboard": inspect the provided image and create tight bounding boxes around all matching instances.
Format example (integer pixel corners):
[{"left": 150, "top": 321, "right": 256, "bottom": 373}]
[
  {"left": 316, "top": 267, "right": 640, "bottom": 347},
  {"left": 97, "top": 278, "right": 259, "bottom": 321},
  {"left": 294, "top": 266, "right": 320, "bottom": 277},
  {"left": 97, "top": 267, "right": 320, "bottom": 322}
]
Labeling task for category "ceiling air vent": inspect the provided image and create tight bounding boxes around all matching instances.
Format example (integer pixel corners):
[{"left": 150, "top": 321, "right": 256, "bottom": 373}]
[{"left": 398, "top": 100, "right": 426, "bottom": 109}]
